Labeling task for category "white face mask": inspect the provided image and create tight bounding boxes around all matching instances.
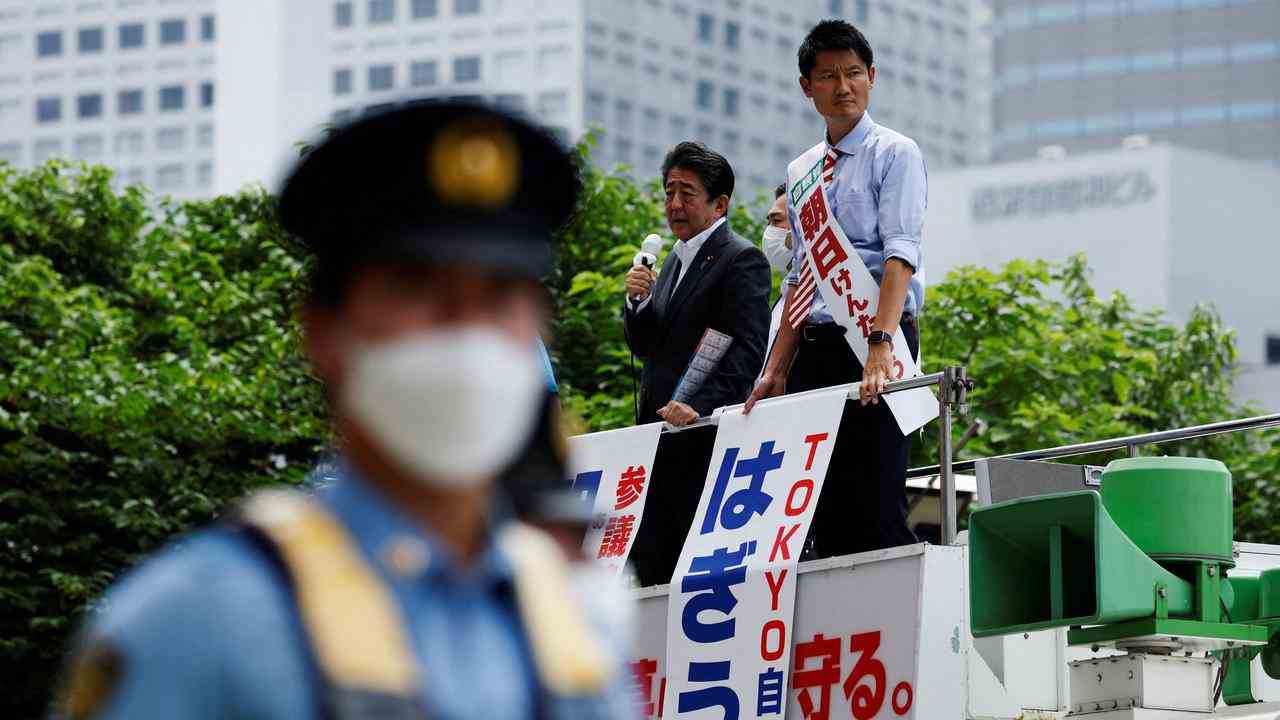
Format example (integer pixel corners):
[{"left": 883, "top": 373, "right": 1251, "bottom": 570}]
[
  {"left": 340, "top": 327, "right": 544, "bottom": 490},
  {"left": 761, "top": 224, "right": 792, "bottom": 273}
]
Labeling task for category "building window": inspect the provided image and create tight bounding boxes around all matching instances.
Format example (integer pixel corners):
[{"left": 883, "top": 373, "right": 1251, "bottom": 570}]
[
  {"left": 159, "top": 85, "right": 186, "bottom": 111},
  {"left": 197, "top": 124, "right": 214, "bottom": 148},
  {"left": 0, "top": 142, "right": 21, "bottom": 165},
  {"left": 197, "top": 161, "right": 213, "bottom": 188},
  {"left": 724, "top": 21, "right": 739, "bottom": 50},
  {"left": 119, "top": 23, "right": 145, "bottom": 49},
  {"left": 36, "top": 96, "right": 61, "bottom": 123},
  {"left": 538, "top": 90, "right": 567, "bottom": 118},
  {"left": 455, "top": 0, "right": 481, "bottom": 15},
  {"left": 695, "top": 80, "right": 713, "bottom": 110},
  {"left": 615, "top": 99, "right": 633, "bottom": 131},
  {"left": 156, "top": 126, "right": 186, "bottom": 152},
  {"left": 586, "top": 91, "right": 606, "bottom": 125},
  {"left": 34, "top": 139, "right": 64, "bottom": 163},
  {"left": 36, "top": 31, "right": 62, "bottom": 57},
  {"left": 494, "top": 94, "right": 524, "bottom": 112},
  {"left": 157, "top": 164, "right": 185, "bottom": 191},
  {"left": 74, "top": 135, "right": 103, "bottom": 161},
  {"left": 78, "top": 27, "right": 104, "bottom": 54},
  {"left": 855, "top": 0, "right": 868, "bottom": 22},
  {"left": 723, "top": 87, "right": 739, "bottom": 116},
  {"left": 201, "top": 15, "right": 216, "bottom": 41},
  {"left": 159, "top": 19, "right": 186, "bottom": 45},
  {"left": 125, "top": 167, "right": 145, "bottom": 186},
  {"left": 1267, "top": 336, "right": 1280, "bottom": 365},
  {"left": 410, "top": 60, "right": 437, "bottom": 86},
  {"left": 335, "top": 1, "right": 354, "bottom": 27},
  {"left": 200, "top": 82, "right": 214, "bottom": 108},
  {"left": 453, "top": 55, "right": 480, "bottom": 82},
  {"left": 118, "top": 88, "right": 144, "bottom": 115},
  {"left": 722, "top": 130, "right": 739, "bottom": 156},
  {"left": 369, "top": 0, "right": 395, "bottom": 23},
  {"left": 368, "top": 64, "right": 394, "bottom": 91},
  {"left": 412, "top": 0, "right": 438, "bottom": 18},
  {"left": 77, "top": 93, "right": 103, "bottom": 119},
  {"left": 696, "top": 13, "right": 713, "bottom": 44},
  {"left": 334, "top": 68, "right": 353, "bottom": 95},
  {"left": 115, "top": 130, "right": 144, "bottom": 155}
]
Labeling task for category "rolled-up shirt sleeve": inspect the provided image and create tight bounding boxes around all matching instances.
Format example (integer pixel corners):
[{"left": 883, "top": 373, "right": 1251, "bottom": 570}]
[{"left": 878, "top": 140, "right": 927, "bottom": 272}]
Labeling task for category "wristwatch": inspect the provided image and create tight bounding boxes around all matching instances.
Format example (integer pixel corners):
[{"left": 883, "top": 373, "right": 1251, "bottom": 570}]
[{"left": 867, "top": 330, "right": 894, "bottom": 348}]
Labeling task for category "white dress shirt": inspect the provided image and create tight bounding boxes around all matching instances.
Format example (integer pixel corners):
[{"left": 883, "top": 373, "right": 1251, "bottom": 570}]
[{"left": 629, "top": 216, "right": 726, "bottom": 312}]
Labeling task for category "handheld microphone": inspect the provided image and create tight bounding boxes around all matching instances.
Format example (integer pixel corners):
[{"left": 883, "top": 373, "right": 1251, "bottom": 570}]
[
  {"left": 630, "top": 234, "right": 664, "bottom": 302},
  {"left": 634, "top": 234, "right": 663, "bottom": 269}
]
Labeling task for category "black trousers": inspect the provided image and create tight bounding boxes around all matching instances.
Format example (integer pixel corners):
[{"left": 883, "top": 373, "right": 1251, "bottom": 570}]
[
  {"left": 630, "top": 425, "right": 718, "bottom": 587},
  {"left": 788, "top": 321, "right": 920, "bottom": 557}
]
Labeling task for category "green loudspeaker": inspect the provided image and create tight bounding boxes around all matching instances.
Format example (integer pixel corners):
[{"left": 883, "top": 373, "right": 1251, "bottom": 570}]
[{"left": 969, "top": 490, "right": 1194, "bottom": 637}]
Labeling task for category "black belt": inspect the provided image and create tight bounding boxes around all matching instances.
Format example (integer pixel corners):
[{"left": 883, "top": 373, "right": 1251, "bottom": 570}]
[{"left": 801, "top": 314, "right": 915, "bottom": 342}]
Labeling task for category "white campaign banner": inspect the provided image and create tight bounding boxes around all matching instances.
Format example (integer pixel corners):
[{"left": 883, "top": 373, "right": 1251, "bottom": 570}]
[
  {"left": 664, "top": 387, "right": 846, "bottom": 718},
  {"left": 568, "top": 422, "right": 663, "bottom": 575},
  {"left": 786, "top": 143, "right": 937, "bottom": 435}
]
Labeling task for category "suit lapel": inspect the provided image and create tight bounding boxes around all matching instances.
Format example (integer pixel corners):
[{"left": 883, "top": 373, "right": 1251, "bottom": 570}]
[{"left": 666, "top": 223, "right": 728, "bottom": 320}]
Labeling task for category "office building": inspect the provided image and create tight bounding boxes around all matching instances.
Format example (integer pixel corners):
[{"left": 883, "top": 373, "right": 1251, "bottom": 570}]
[
  {"left": 991, "top": 0, "right": 1280, "bottom": 166},
  {"left": 0, "top": 0, "right": 990, "bottom": 200},
  {"left": 0, "top": 0, "right": 217, "bottom": 197},
  {"left": 928, "top": 143, "right": 1280, "bottom": 411}
]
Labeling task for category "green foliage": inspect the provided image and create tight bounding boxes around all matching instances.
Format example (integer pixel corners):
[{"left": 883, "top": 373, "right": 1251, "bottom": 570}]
[
  {"left": 914, "top": 255, "right": 1280, "bottom": 541},
  {"left": 3, "top": 146, "right": 1277, "bottom": 717},
  {"left": 0, "top": 161, "right": 331, "bottom": 716}
]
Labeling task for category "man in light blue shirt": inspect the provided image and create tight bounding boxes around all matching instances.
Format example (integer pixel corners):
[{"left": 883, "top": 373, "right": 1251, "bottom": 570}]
[{"left": 746, "top": 19, "right": 927, "bottom": 557}]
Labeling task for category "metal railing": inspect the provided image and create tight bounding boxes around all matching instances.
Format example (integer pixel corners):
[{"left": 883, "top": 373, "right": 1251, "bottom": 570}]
[
  {"left": 658, "top": 366, "right": 1280, "bottom": 550},
  {"left": 908, "top": 411, "right": 1280, "bottom": 544},
  {"left": 660, "top": 366, "right": 976, "bottom": 546}
]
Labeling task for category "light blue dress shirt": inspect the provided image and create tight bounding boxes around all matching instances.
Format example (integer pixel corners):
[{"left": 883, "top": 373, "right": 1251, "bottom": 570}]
[
  {"left": 785, "top": 112, "right": 927, "bottom": 324},
  {"left": 79, "top": 463, "right": 635, "bottom": 719}
]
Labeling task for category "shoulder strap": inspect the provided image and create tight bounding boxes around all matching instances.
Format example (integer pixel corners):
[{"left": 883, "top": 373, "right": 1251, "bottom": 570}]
[
  {"left": 237, "top": 491, "right": 423, "bottom": 710},
  {"left": 498, "top": 522, "right": 611, "bottom": 696}
]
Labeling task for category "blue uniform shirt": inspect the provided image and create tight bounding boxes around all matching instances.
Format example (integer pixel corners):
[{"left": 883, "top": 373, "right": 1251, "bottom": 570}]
[
  {"left": 785, "top": 112, "right": 928, "bottom": 324},
  {"left": 78, "top": 463, "right": 635, "bottom": 719},
  {"left": 536, "top": 336, "right": 558, "bottom": 394}
]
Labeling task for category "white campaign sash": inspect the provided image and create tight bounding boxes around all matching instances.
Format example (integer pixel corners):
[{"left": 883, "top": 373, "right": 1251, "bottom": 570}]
[
  {"left": 786, "top": 142, "right": 938, "bottom": 434},
  {"left": 664, "top": 387, "right": 846, "bottom": 718},
  {"left": 568, "top": 422, "right": 664, "bottom": 576}
]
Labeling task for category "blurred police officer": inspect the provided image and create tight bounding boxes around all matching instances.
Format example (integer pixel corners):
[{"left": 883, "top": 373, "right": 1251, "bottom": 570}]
[{"left": 53, "top": 102, "right": 636, "bottom": 720}]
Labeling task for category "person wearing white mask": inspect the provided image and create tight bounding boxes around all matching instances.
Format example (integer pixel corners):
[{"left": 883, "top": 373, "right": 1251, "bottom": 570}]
[
  {"left": 761, "top": 183, "right": 795, "bottom": 274},
  {"left": 759, "top": 184, "right": 794, "bottom": 378},
  {"left": 53, "top": 102, "right": 636, "bottom": 720}
]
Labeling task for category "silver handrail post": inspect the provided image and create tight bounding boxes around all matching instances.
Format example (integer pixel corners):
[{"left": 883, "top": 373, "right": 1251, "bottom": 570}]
[
  {"left": 937, "top": 365, "right": 973, "bottom": 546},
  {"left": 938, "top": 366, "right": 956, "bottom": 545}
]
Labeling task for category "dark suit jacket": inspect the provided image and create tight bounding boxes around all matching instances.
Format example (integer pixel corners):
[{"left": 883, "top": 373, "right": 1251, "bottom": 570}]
[{"left": 623, "top": 221, "right": 772, "bottom": 423}]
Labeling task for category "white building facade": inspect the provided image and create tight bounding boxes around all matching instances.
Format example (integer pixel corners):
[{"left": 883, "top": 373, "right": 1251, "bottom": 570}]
[
  {"left": 0, "top": 0, "right": 218, "bottom": 197},
  {"left": 927, "top": 144, "right": 1280, "bottom": 411},
  {"left": 1, "top": 0, "right": 990, "bottom": 201}
]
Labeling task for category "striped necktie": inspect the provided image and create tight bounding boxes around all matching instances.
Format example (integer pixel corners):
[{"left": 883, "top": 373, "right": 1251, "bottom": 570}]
[{"left": 787, "top": 146, "right": 840, "bottom": 330}]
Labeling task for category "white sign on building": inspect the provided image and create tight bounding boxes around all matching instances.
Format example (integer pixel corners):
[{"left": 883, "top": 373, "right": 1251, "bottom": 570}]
[{"left": 928, "top": 144, "right": 1280, "bottom": 412}]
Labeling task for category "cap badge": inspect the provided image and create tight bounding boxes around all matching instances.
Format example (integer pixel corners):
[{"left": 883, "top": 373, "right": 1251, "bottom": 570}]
[{"left": 429, "top": 121, "right": 520, "bottom": 208}]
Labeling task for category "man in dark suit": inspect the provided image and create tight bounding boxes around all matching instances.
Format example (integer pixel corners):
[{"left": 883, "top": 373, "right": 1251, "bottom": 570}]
[{"left": 622, "top": 141, "right": 771, "bottom": 584}]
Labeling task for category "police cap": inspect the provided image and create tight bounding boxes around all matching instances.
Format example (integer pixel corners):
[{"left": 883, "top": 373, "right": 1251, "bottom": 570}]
[{"left": 278, "top": 100, "right": 578, "bottom": 280}]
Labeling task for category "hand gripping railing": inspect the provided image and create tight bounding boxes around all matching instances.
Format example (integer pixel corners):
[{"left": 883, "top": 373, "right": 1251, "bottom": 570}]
[{"left": 660, "top": 366, "right": 976, "bottom": 546}]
